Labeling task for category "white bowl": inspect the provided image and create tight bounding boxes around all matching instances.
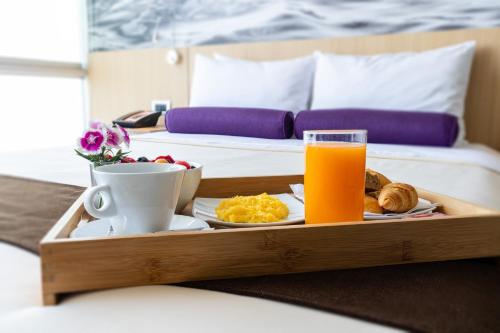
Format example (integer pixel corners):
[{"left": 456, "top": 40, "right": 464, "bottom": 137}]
[{"left": 176, "top": 162, "right": 203, "bottom": 213}]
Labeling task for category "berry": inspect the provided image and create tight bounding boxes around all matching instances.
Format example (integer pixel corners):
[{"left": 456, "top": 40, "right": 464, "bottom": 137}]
[
  {"left": 121, "top": 156, "right": 136, "bottom": 163},
  {"left": 155, "top": 158, "right": 168, "bottom": 163},
  {"left": 137, "top": 157, "right": 149, "bottom": 162},
  {"left": 175, "top": 160, "right": 190, "bottom": 169},
  {"left": 154, "top": 155, "right": 174, "bottom": 163}
]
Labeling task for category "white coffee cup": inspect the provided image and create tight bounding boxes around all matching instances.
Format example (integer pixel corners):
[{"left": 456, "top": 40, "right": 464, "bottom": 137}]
[{"left": 83, "top": 163, "right": 185, "bottom": 235}]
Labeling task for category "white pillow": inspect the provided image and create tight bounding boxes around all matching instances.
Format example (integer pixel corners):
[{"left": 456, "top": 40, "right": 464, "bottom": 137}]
[
  {"left": 189, "top": 54, "right": 315, "bottom": 113},
  {"left": 311, "top": 41, "right": 476, "bottom": 143}
]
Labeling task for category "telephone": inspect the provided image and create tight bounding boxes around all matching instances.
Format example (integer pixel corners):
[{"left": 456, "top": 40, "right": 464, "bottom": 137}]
[{"left": 112, "top": 110, "right": 162, "bottom": 128}]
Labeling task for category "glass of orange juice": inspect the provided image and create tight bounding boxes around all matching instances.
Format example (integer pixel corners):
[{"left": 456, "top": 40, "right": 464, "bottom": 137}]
[{"left": 304, "top": 130, "right": 367, "bottom": 224}]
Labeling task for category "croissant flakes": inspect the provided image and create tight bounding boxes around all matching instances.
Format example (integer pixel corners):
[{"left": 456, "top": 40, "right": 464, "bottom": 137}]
[{"left": 378, "top": 183, "right": 418, "bottom": 213}]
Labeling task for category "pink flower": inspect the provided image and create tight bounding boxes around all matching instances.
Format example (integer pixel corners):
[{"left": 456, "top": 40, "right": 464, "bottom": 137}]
[
  {"left": 102, "top": 126, "right": 122, "bottom": 148},
  {"left": 116, "top": 124, "right": 130, "bottom": 147},
  {"left": 89, "top": 120, "right": 105, "bottom": 130},
  {"left": 78, "top": 130, "right": 106, "bottom": 153}
]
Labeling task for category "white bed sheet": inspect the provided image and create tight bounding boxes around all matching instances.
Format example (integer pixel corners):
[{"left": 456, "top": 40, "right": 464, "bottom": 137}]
[
  {"left": 1, "top": 134, "right": 500, "bottom": 332},
  {"left": 132, "top": 132, "right": 500, "bottom": 209},
  {"left": 1, "top": 135, "right": 500, "bottom": 209},
  {"left": 135, "top": 131, "right": 500, "bottom": 174}
]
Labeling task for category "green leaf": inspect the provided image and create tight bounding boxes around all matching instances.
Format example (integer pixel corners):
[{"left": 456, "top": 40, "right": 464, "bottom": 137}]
[{"left": 74, "top": 149, "right": 93, "bottom": 161}]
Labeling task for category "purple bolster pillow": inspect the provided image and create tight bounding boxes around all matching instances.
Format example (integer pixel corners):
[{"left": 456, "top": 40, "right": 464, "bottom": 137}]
[
  {"left": 295, "top": 109, "right": 459, "bottom": 147},
  {"left": 166, "top": 107, "right": 294, "bottom": 139}
]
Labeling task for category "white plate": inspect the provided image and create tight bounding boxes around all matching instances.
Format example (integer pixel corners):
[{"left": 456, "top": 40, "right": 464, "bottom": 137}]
[
  {"left": 363, "top": 198, "right": 440, "bottom": 220},
  {"left": 193, "top": 193, "right": 305, "bottom": 228},
  {"left": 70, "top": 215, "right": 211, "bottom": 238},
  {"left": 289, "top": 184, "right": 439, "bottom": 221}
]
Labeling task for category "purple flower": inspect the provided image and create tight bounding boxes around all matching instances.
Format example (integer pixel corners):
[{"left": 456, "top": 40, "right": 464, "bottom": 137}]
[
  {"left": 78, "top": 130, "right": 106, "bottom": 153},
  {"left": 116, "top": 124, "right": 130, "bottom": 147},
  {"left": 102, "top": 126, "right": 122, "bottom": 148}
]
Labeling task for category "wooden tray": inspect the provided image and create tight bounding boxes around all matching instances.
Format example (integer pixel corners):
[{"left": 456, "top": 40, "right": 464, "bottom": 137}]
[{"left": 40, "top": 175, "right": 500, "bottom": 305}]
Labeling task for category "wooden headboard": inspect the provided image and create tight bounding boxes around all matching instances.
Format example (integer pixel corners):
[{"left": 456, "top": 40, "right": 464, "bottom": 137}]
[{"left": 88, "top": 27, "right": 500, "bottom": 150}]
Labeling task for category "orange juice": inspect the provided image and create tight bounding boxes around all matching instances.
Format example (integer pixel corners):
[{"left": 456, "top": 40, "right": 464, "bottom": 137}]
[{"left": 305, "top": 142, "right": 366, "bottom": 223}]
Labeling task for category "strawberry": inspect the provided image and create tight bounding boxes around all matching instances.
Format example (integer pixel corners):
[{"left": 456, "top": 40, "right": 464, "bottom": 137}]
[{"left": 175, "top": 160, "right": 190, "bottom": 169}]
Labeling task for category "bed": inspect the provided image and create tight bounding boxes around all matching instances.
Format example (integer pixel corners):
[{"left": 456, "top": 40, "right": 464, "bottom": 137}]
[
  {"left": 2, "top": 27, "right": 500, "bottom": 332},
  {"left": 1, "top": 134, "right": 500, "bottom": 332},
  {"left": 1, "top": 136, "right": 499, "bottom": 332}
]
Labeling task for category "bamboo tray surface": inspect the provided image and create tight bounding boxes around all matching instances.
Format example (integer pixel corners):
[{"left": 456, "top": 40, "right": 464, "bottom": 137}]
[{"left": 40, "top": 175, "right": 500, "bottom": 305}]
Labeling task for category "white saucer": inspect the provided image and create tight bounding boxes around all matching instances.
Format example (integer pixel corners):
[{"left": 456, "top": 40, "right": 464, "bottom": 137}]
[{"left": 70, "top": 215, "right": 211, "bottom": 238}]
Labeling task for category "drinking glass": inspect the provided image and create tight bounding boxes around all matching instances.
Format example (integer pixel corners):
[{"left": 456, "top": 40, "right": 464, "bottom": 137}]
[{"left": 304, "top": 130, "right": 367, "bottom": 224}]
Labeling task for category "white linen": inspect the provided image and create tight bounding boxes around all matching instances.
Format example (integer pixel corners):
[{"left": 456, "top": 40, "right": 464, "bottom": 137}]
[
  {"left": 189, "top": 54, "right": 314, "bottom": 112},
  {"left": 0, "top": 243, "right": 398, "bottom": 333},
  {"left": 131, "top": 132, "right": 500, "bottom": 209},
  {"left": 134, "top": 131, "right": 500, "bottom": 174},
  {"left": 311, "top": 42, "right": 476, "bottom": 143},
  {"left": 1, "top": 135, "right": 500, "bottom": 209},
  {"left": 1, "top": 135, "right": 499, "bottom": 332}
]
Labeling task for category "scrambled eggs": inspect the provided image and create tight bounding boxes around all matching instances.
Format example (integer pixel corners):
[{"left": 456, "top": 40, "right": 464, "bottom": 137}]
[{"left": 215, "top": 193, "right": 289, "bottom": 223}]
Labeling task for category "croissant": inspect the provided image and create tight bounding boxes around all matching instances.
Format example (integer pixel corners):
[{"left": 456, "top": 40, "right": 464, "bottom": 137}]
[
  {"left": 365, "top": 169, "right": 392, "bottom": 191},
  {"left": 364, "top": 195, "right": 383, "bottom": 214},
  {"left": 378, "top": 183, "right": 418, "bottom": 213}
]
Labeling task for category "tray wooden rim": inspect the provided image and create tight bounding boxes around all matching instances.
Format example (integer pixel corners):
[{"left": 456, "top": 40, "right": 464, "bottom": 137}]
[
  {"left": 41, "top": 197, "right": 498, "bottom": 244},
  {"left": 39, "top": 175, "right": 500, "bottom": 306},
  {"left": 41, "top": 175, "right": 499, "bottom": 244}
]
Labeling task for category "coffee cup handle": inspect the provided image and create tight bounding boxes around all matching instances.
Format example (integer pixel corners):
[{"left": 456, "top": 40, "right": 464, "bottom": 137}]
[{"left": 83, "top": 185, "right": 117, "bottom": 219}]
